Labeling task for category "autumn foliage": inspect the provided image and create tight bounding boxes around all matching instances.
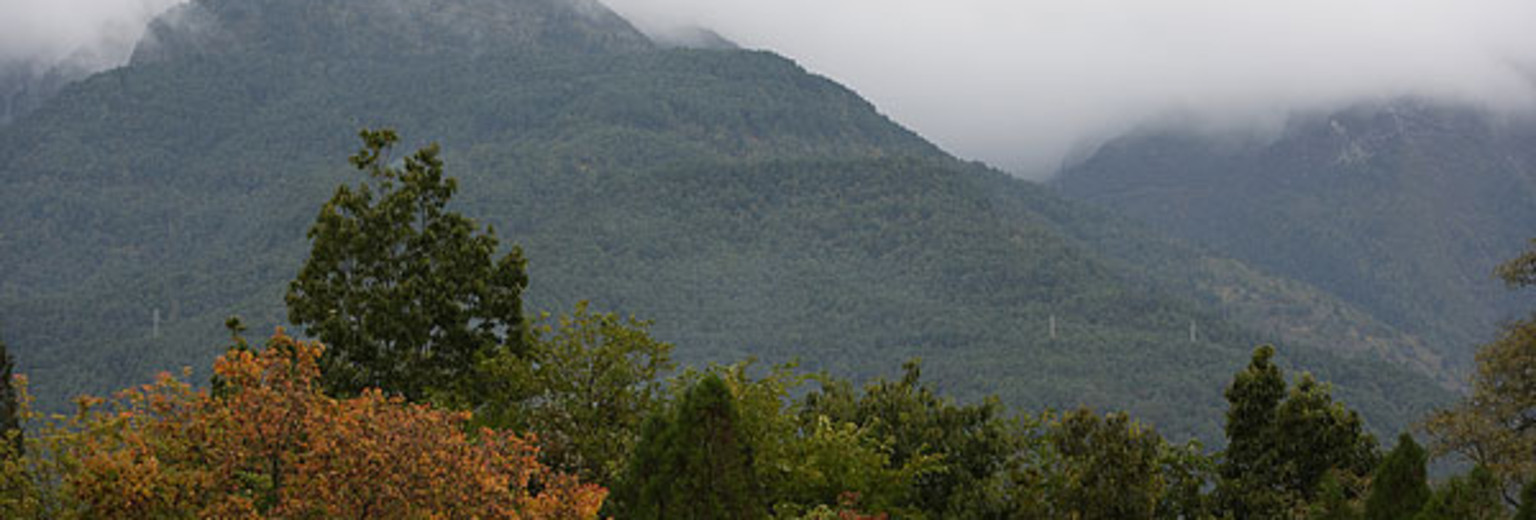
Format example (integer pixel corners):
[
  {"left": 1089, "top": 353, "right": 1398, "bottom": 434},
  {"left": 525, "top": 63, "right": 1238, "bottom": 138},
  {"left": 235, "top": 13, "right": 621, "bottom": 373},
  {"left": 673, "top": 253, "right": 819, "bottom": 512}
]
[{"left": 4, "top": 332, "right": 604, "bottom": 519}]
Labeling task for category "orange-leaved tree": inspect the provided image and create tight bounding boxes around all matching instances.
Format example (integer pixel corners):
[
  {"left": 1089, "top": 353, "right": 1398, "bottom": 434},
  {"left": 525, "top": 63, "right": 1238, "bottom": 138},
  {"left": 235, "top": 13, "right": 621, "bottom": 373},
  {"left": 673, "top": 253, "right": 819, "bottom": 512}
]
[{"left": 7, "top": 331, "right": 604, "bottom": 519}]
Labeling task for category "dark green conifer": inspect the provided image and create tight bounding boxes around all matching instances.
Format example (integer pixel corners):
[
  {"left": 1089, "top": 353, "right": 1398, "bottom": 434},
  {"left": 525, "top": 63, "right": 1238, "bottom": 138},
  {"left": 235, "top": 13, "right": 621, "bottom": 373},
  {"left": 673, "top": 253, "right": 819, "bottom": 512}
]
[
  {"left": 1412, "top": 465, "right": 1506, "bottom": 520},
  {"left": 614, "top": 374, "right": 761, "bottom": 519},
  {"left": 1310, "top": 472, "right": 1361, "bottom": 520},
  {"left": 1364, "top": 434, "right": 1430, "bottom": 520},
  {"left": 287, "top": 129, "right": 528, "bottom": 403},
  {"left": 1217, "top": 346, "right": 1379, "bottom": 519}
]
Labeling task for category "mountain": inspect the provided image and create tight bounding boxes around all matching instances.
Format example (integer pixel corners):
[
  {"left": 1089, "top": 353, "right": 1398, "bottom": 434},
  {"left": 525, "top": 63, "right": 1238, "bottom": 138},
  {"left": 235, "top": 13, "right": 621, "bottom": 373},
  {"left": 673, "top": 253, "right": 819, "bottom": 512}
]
[
  {"left": 1, "top": 58, "right": 96, "bottom": 127},
  {"left": 1058, "top": 101, "right": 1536, "bottom": 376},
  {"left": 0, "top": 0, "right": 1448, "bottom": 442}
]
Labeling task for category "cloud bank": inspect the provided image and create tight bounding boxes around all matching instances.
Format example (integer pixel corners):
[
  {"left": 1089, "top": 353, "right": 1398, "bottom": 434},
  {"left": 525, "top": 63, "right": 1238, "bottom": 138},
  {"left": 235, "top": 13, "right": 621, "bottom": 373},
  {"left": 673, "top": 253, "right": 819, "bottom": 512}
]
[
  {"left": 1, "top": 0, "right": 186, "bottom": 70},
  {"left": 605, "top": 0, "right": 1536, "bottom": 175},
  {"left": 7, "top": 0, "right": 1536, "bottom": 175}
]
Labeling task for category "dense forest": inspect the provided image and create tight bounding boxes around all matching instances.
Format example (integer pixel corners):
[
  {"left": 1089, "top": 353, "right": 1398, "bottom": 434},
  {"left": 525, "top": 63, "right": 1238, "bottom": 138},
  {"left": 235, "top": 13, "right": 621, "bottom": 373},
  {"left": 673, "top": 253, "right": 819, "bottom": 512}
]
[
  {"left": 1058, "top": 102, "right": 1536, "bottom": 376},
  {"left": 2, "top": 130, "right": 1533, "bottom": 518},
  {"left": 0, "top": 0, "right": 1450, "bottom": 445},
  {"left": 2, "top": 0, "right": 1534, "bottom": 516}
]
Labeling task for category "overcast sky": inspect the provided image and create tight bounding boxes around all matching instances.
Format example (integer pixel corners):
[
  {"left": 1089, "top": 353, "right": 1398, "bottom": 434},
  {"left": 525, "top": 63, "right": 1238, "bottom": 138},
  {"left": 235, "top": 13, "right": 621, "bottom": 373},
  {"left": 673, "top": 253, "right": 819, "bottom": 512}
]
[{"left": 7, "top": 0, "right": 1536, "bottom": 176}]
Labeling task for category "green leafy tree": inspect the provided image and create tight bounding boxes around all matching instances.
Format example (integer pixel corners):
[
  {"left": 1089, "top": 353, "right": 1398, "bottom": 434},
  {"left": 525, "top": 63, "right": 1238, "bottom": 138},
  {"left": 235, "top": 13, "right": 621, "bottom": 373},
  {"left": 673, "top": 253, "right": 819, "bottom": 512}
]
[
  {"left": 1364, "top": 434, "right": 1431, "bottom": 520},
  {"left": 800, "top": 359, "right": 1014, "bottom": 518},
  {"left": 687, "top": 362, "right": 935, "bottom": 518},
  {"left": 1038, "top": 408, "right": 1170, "bottom": 519},
  {"left": 286, "top": 129, "right": 528, "bottom": 403},
  {"left": 1217, "top": 346, "right": 1379, "bottom": 519},
  {"left": 1412, "top": 465, "right": 1507, "bottom": 520},
  {"left": 478, "top": 302, "right": 673, "bottom": 486},
  {"left": 614, "top": 374, "right": 762, "bottom": 519},
  {"left": 1426, "top": 239, "right": 1536, "bottom": 492},
  {"left": 1309, "top": 472, "right": 1361, "bottom": 520}
]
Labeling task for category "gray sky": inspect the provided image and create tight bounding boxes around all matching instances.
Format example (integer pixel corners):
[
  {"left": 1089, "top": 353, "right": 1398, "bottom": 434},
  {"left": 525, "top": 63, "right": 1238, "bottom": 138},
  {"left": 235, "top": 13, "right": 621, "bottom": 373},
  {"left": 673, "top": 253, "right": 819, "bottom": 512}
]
[{"left": 8, "top": 0, "right": 1536, "bottom": 176}]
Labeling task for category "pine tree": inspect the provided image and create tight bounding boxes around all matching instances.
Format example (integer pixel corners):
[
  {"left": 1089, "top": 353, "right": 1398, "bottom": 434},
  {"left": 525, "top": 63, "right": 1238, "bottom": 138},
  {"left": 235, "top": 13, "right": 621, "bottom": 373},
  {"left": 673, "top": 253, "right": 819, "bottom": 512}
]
[
  {"left": 1309, "top": 472, "right": 1360, "bottom": 520},
  {"left": 1364, "top": 434, "right": 1430, "bottom": 520},
  {"left": 1412, "top": 466, "right": 1506, "bottom": 520},
  {"left": 1217, "top": 345, "right": 1289, "bottom": 518},
  {"left": 615, "top": 374, "right": 762, "bottom": 519},
  {"left": 1217, "top": 346, "right": 1379, "bottom": 518},
  {"left": 287, "top": 129, "right": 528, "bottom": 403}
]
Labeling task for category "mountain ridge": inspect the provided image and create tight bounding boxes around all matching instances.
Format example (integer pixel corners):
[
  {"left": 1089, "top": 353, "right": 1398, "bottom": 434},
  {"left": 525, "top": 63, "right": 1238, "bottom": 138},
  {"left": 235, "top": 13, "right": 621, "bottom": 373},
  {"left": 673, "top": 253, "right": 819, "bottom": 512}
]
[{"left": 0, "top": 0, "right": 1450, "bottom": 442}]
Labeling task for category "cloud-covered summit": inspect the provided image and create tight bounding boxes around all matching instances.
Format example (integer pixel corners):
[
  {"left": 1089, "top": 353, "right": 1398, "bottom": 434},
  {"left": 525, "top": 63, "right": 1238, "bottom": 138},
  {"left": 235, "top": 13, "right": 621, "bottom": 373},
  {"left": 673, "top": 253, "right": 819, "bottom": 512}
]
[{"left": 8, "top": 0, "right": 1536, "bottom": 176}]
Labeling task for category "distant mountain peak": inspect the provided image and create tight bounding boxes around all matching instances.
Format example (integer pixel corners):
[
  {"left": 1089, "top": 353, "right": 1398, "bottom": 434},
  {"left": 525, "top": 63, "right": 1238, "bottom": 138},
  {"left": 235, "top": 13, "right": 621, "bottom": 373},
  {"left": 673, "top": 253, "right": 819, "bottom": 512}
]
[{"left": 131, "top": 0, "right": 654, "bottom": 65}]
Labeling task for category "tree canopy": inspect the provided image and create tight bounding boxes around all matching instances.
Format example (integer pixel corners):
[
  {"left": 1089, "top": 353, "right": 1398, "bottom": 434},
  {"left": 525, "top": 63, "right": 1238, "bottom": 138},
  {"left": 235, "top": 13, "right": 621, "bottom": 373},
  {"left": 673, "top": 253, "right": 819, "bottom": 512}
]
[{"left": 286, "top": 129, "right": 529, "bottom": 403}]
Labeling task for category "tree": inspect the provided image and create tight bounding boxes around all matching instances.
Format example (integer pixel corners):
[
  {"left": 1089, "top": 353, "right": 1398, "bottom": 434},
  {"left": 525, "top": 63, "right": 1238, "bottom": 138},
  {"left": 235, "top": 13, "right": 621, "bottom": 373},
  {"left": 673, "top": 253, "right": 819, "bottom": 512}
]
[
  {"left": 1426, "top": 239, "right": 1536, "bottom": 492},
  {"left": 613, "top": 374, "right": 762, "bottom": 519},
  {"left": 1037, "top": 408, "right": 1170, "bottom": 519},
  {"left": 1364, "top": 434, "right": 1430, "bottom": 520},
  {"left": 1217, "top": 346, "right": 1378, "bottom": 519},
  {"left": 287, "top": 129, "right": 528, "bottom": 403},
  {"left": 1309, "top": 472, "right": 1361, "bottom": 520},
  {"left": 1217, "top": 345, "right": 1290, "bottom": 518},
  {"left": 801, "top": 359, "right": 1014, "bottom": 518},
  {"left": 1412, "top": 465, "right": 1506, "bottom": 520},
  {"left": 2, "top": 331, "right": 604, "bottom": 519},
  {"left": 690, "top": 362, "right": 935, "bottom": 518},
  {"left": 478, "top": 301, "right": 674, "bottom": 486}
]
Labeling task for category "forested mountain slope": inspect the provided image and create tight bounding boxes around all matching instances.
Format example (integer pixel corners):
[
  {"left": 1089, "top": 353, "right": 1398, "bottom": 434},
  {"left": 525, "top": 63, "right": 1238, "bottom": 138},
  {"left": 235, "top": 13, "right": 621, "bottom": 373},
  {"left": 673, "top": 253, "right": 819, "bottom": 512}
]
[
  {"left": 0, "top": 0, "right": 1446, "bottom": 442},
  {"left": 1058, "top": 101, "right": 1536, "bottom": 375}
]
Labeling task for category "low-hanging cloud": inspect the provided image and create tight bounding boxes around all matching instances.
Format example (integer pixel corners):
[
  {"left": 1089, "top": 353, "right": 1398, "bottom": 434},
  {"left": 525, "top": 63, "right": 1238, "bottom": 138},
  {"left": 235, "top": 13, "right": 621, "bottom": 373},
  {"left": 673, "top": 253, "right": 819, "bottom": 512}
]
[
  {"left": 7, "top": 0, "right": 1536, "bottom": 176},
  {"left": 1, "top": 0, "right": 186, "bottom": 70},
  {"left": 605, "top": 0, "right": 1536, "bottom": 176}
]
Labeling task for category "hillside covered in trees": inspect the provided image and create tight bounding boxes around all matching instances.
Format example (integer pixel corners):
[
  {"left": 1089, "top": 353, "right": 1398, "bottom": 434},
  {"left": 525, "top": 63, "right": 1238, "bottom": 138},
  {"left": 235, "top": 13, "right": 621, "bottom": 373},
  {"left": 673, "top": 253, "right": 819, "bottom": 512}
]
[
  {"left": 0, "top": 0, "right": 1454, "bottom": 446},
  {"left": 1058, "top": 101, "right": 1536, "bottom": 375},
  {"left": 1, "top": 128, "right": 1532, "bottom": 518}
]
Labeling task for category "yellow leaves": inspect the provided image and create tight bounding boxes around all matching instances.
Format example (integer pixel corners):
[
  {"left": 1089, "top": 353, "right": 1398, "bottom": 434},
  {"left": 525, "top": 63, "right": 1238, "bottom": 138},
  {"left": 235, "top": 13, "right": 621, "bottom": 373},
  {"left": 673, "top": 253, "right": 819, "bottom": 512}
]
[{"left": 12, "top": 330, "right": 605, "bottom": 519}]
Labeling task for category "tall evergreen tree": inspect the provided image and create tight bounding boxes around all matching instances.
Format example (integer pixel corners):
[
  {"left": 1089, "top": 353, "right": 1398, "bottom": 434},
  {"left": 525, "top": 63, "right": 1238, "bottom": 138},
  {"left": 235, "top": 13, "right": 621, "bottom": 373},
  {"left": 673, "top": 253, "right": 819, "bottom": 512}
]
[
  {"left": 1364, "top": 434, "right": 1431, "bottom": 520},
  {"left": 1217, "top": 345, "right": 1289, "bottom": 518},
  {"left": 1309, "top": 472, "right": 1361, "bottom": 520},
  {"left": 287, "top": 129, "right": 528, "bottom": 403},
  {"left": 1217, "top": 346, "right": 1378, "bottom": 519},
  {"left": 614, "top": 374, "right": 761, "bottom": 519},
  {"left": 1412, "top": 465, "right": 1507, "bottom": 520}
]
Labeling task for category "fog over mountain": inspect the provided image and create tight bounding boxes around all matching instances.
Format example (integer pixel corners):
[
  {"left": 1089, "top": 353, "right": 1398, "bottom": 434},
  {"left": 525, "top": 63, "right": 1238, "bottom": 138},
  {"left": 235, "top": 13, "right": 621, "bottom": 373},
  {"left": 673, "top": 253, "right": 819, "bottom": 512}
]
[{"left": 9, "top": 0, "right": 1536, "bottom": 176}]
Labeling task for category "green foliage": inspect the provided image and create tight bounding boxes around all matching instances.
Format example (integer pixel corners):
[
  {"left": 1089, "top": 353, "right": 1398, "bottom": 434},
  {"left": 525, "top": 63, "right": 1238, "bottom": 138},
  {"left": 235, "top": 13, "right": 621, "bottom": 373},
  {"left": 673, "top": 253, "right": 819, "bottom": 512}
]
[
  {"left": 1218, "top": 346, "right": 1379, "bottom": 519},
  {"left": 1515, "top": 479, "right": 1536, "bottom": 520},
  {"left": 1309, "top": 472, "right": 1361, "bottom": 520},
  {"left": 801, "top": 359, "right": 1014, "bottom": 517},
  {"left": 0, "top": 0, "right": 1450, "bottom": 446},
  {"left": 614, "top": 374, "right": 762, "bottom": 519},
  {"left": 477, "top": 301, "right": 673, "bottom": 485},
  {"left": 286, "top": 129, "right": 528, "bottom": 403},
  {"left": 1364, "top": 434, "right": 1430, "bottom": 520},
  {"left": 1058, "top": 104, "right": 1536, "bottom": 379},
  {"left": 1027, "top": 409, "right": 1174, "bottom": 519},
  {"left": 1426, "top": 240, "right": 1536, "bottom": 490},
  {"left": 1412, "top": 465, "right": 1507, "bottom": 520},
  {"left": 687, "top": 362, "right": 938, "bottom": 518},
  {"left": 1496, "top": 238, "right": 1536, "bottom": 288}
]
